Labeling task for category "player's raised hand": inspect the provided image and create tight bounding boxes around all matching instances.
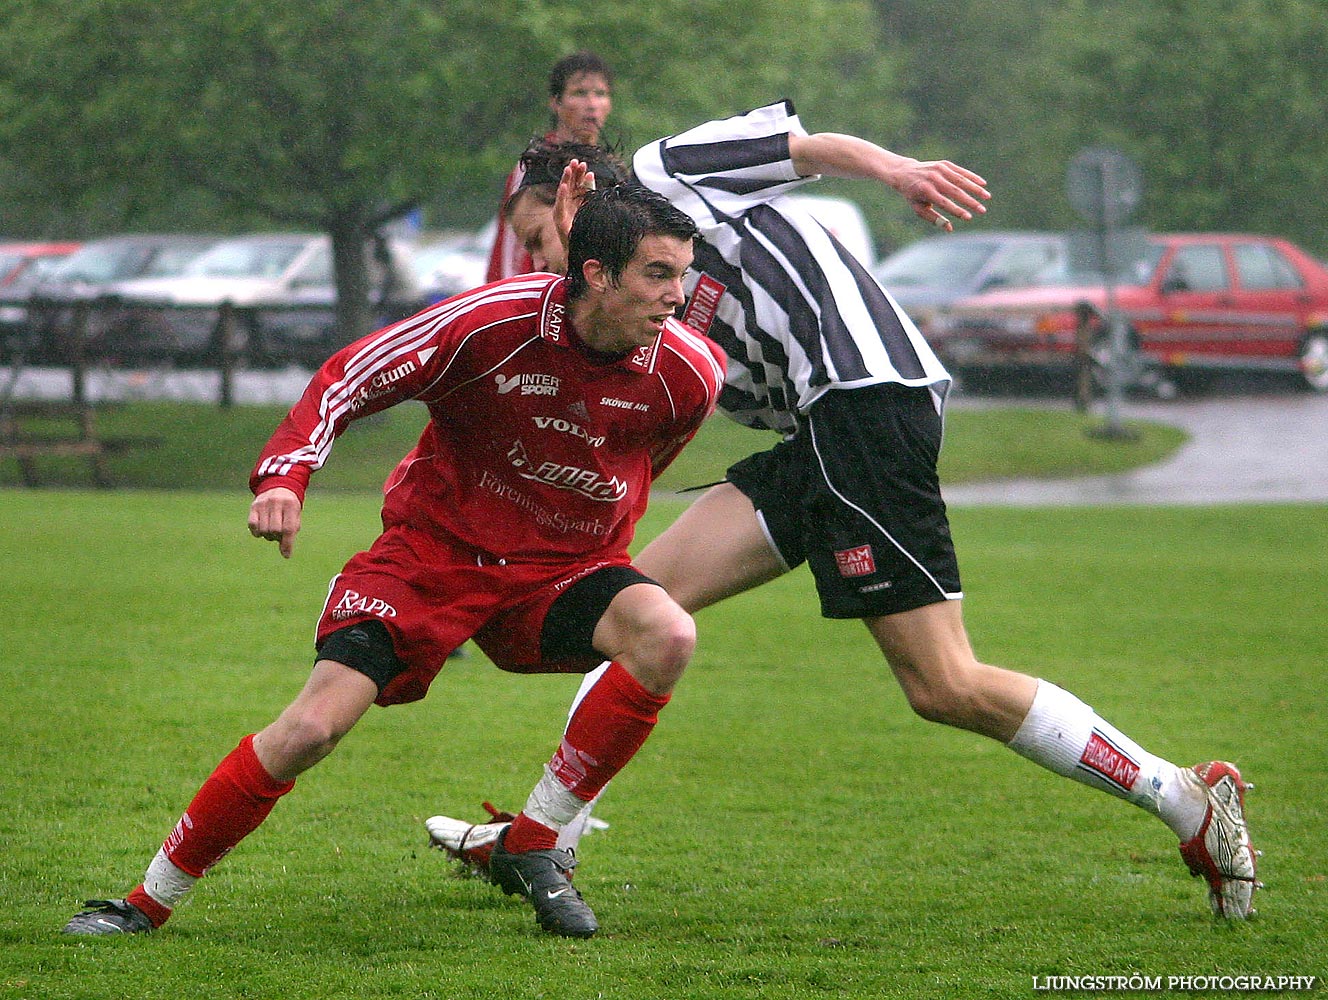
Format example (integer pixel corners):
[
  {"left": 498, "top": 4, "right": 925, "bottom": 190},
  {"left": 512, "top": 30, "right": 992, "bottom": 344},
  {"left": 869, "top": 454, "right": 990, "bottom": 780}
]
[
  {"left": 248, "top": 486, "right": 302, "bottom": 559},
  {"left": 553, "top": 159, "right": 596, "bottom": 252}
]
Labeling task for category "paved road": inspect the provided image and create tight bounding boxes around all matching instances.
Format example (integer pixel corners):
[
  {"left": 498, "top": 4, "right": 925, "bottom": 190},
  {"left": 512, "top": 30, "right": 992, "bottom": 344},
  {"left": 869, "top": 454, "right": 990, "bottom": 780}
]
[
  {"left": 944, "top": 385, "right": 1328, "bottom": 506},
  {"left": 5, "top": 365, "right": 1325, "bottom": 505}
]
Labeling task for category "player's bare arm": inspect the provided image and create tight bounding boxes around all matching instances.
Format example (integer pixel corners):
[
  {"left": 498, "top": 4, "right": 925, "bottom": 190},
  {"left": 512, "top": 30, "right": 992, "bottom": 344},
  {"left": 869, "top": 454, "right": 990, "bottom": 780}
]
[
  {"left": 789, "top": 132, "right": 990, "bottom": 232},
  {"left": 247, "top": 486, "right": 302, "bottom": 559}
]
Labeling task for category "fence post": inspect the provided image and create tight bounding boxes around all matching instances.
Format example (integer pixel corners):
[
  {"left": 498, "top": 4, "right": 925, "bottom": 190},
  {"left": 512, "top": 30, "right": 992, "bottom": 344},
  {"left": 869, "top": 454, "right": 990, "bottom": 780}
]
[{"left": 215, "top": 302, "right": 236, "bottom": 408}]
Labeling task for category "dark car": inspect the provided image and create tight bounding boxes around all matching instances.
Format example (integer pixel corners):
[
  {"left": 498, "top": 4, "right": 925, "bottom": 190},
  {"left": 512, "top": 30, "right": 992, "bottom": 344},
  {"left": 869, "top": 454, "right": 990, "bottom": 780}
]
[
  {"left": 872, "top": 230, "right": 1067, "bottom": 337},
  {"left": 24, "top": 234, "right": 219, "bottom": 363}
]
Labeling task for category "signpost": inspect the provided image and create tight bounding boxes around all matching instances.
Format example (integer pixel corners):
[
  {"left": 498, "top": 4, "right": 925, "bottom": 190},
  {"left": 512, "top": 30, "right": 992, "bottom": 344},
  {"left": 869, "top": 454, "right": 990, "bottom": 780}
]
[{"left": 1066, "top": 146, "right": 1143, "bottom": 439}]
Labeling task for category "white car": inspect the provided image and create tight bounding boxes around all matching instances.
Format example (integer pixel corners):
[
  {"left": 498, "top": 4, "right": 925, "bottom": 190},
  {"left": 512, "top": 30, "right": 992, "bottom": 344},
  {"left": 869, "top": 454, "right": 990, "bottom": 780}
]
[{"left": 111, "top": 233, "right": 417, "bottom": 362}]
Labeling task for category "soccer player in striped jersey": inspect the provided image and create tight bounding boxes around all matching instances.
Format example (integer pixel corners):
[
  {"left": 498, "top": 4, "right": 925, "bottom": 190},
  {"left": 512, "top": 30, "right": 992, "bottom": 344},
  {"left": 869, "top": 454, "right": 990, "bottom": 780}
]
[
  {"left": 63, "top": 184, "right": 727, "bottom": 940},
  {"left": 429, "top": 104, "right": 1258, "bottom": 920}
]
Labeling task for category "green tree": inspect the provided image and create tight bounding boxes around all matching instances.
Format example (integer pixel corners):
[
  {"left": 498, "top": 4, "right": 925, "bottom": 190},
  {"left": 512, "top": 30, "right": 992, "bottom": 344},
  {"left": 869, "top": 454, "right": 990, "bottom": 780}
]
[
  {"left": 0, "top": 0, "right": 906, "bottom": 343},
  {"left": 1030, "top": 0, "right": 1328, "bottom": 251}
]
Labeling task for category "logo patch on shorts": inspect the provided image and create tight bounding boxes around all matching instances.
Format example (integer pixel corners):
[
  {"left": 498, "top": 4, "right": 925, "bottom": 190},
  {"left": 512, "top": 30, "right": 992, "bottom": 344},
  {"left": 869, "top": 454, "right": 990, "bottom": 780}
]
[{"left": 834, "top": 544, "right": 876, "bottom": 578}]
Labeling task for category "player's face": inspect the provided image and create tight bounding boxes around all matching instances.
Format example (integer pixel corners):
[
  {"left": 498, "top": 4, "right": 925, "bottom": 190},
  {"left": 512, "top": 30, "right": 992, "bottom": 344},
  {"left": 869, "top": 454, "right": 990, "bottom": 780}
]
[
  {"left": 587, "top": 234, "right": 693, "bottom": 353},
  {"left": 549, "top": 72, "right": 612, "bottom": 144},
  {"left": 508, "top": 194, "right": 567, "bottom": 274}
]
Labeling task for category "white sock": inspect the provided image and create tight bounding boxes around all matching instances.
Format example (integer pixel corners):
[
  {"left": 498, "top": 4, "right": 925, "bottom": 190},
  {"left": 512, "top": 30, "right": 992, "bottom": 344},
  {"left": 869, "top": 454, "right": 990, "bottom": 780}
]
[
  {"left": 142, "top": 847, "right": 197, "bottom": 910},
  {"left": 521, "top": 763, "right": 589, "bottom": 832},
  {"left": 552, "top": 663, "right": 611, "bottom": 853},
  {"left": 1007, "top": 680, "right": 1207, "bottom": 838}
]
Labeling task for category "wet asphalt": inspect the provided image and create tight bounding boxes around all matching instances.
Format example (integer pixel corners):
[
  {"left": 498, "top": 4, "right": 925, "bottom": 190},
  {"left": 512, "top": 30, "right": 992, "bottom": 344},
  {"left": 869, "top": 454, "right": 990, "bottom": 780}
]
[{"left": 943, "top": 373, "right": 1328, "bottom": 506}]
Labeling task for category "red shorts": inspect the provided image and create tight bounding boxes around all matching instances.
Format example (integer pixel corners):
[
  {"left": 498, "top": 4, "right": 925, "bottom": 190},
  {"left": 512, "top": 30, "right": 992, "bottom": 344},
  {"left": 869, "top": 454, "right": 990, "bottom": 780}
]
[{"left": 315, "top": 522, "right": 636, "bottom": 705}]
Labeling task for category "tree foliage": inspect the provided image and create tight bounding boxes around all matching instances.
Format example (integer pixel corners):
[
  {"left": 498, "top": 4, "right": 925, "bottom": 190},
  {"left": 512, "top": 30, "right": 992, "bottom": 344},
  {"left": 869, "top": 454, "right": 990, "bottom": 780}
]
[
  {"left": 4, "top": 0, "right": 1327, "bottom": 346},
  {"left": 0, "top": 0, "right": 903, "bottom": 339}
]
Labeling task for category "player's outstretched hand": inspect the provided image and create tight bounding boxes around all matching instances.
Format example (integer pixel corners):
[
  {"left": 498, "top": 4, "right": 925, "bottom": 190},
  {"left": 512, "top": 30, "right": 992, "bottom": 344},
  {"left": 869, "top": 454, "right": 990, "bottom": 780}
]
[
  {"left": 248, "top": 486, "right": 302, "bottom": 559},
  {"left": 896, "top": 159, "right": 990, "bottom": 232},
  {"left": 553, "top": 159, "right": 596, "bottom": 253}
]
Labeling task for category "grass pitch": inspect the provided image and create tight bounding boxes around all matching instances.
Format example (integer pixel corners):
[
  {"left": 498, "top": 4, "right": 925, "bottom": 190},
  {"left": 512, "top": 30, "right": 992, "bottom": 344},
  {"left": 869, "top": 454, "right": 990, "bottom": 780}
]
[{"left": 1, "top": 488, "right": 1324, "bottom": 999}]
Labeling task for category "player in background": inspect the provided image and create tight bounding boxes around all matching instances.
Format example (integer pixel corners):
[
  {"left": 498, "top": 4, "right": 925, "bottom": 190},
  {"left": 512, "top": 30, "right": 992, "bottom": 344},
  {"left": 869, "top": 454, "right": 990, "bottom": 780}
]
[
  {"left": 63, "top": 184, "right": 726, "bottom": 940},
  {"left": 485, "top": 51, "right": 614, "bottom": 282},
  {"left": 428, "top": 104, "right": 1259, "bottom": 921}
]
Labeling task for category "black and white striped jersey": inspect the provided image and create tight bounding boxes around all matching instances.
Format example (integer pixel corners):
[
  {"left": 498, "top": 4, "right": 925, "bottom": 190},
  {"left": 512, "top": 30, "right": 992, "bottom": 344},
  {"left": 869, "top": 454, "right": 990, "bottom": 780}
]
[{"left": 633, "top": 100, "right": 951, "bottom": 435}]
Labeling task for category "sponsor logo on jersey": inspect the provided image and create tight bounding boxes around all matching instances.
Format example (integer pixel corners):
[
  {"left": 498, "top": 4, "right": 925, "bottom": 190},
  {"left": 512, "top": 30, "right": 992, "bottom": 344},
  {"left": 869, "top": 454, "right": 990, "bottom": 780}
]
[
  {"left": 834, "top": 544, "right": 877, "bottom": 578},
  {"left": 533, "top": 415, "right": 605, "bottom": 447},
  {"left": 599, "top": 395, "right": 650, "bottom": 412},
  {"left": 544, "top": 300, "right": 566, "bottom": 342},
  {"left": 506, "top": 439, "right": 628, "bottom": 501},
  {"left": 682, "top": 273, "right": 726, "bottom": 335},
  {"left": 477, "top": 471, "right": 611, "bottom": 536},
  {"left": 348, "top": 359, "right": 418, "bottom": 412},
  {"left": 330, "top": 589, "right": 399, "bottom": 622},
  {"left": 496, "top": 372, "right": 561, "bottom": 396},
  {"left": 1078, "top": 731, "right": 1140, "bottom": 791}
]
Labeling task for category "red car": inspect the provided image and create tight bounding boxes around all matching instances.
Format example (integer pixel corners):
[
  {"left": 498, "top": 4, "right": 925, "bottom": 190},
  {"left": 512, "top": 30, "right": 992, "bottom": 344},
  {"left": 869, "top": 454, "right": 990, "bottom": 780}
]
[{"left": 930, "top": 233, "right": 1328, "bottom": 392}]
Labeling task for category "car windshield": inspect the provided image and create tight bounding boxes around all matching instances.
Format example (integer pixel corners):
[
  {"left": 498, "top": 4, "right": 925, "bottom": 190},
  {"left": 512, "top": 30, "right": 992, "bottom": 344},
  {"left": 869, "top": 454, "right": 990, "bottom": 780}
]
[
  {"left": 0, "top": 252, "right": 24, "bottom": 279},
  {"left": 875, "top": 239, "right": 1001, "bottom": 291},
  {"left": 1037, "top": 242, "right": 1167, "bottom": 286},
  {"left": 187, "top": 240, "right": 310, "bottom": 279},
  {"left": 142, "top": 244, "right": 212, "bottom": 278},
  {"left": 49, "top": 243, "right": 139, "bottom": 283}
]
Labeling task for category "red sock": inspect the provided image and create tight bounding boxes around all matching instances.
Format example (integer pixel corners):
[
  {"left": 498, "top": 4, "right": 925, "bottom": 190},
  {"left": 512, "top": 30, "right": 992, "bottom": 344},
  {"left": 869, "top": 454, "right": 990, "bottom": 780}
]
[
  {"left": 503, "top": 664, "right": 670, "bottom": 855},
  {"left": 126, "top": 886, "right": 172, "bottom": 927},
  {"left": 506, "top": 662, "right": 671, "bottom": 854},
  {"left": 503, "top": 813, "right": 560, "bottom": 853},
  {"left": 556, "top": 661, "right": 670, "bottom": 797},
  {"left": 161, "top": 734, "right": 295, "bottom": 878}
]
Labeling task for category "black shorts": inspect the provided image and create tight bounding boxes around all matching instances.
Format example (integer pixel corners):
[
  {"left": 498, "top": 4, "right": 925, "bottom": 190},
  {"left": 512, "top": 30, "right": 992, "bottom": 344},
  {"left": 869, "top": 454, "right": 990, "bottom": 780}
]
[{"left": 725, "top": 382, "right": 961, "bottom": 619}]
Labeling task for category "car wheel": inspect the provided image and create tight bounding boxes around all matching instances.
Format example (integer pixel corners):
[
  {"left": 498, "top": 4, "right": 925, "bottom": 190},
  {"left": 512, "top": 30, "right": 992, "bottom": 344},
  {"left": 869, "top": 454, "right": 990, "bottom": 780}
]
[{"left": 1298, "top": 330, "right": 1328, "bottom": 392}]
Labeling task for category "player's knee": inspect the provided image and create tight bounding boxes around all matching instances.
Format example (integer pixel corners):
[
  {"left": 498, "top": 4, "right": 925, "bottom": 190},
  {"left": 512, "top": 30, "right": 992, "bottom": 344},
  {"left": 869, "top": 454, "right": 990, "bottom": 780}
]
[
  {"left": 627, "top": 609, "right": 695, "bottom": 693},
  {"left": 899, "top": 669, "right": 983, "bottom": 729},
  {"left": 265, "top": 710, "right": 351, "bottom": 773}
]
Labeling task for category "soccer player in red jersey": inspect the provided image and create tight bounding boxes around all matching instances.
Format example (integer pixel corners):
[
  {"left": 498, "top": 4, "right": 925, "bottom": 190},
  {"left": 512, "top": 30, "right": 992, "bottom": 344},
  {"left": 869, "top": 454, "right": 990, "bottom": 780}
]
[
  {"left": 63, "top": 184, "right": 726, "bottom": 940},
  {"left": 485, "top": 51, "right": 614, "bottom": 282}
]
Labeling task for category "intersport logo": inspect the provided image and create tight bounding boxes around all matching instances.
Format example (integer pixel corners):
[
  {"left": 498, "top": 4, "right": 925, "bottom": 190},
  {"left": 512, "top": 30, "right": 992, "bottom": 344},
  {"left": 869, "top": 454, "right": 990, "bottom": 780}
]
[{"left": 496, "top": 372, "right": 560, "bottom": 396}]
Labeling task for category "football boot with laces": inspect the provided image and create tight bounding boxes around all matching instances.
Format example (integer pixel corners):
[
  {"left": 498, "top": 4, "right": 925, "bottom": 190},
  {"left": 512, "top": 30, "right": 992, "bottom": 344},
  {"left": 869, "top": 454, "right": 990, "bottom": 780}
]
[
  {"left": 63, "top": 899, "right": 154, "bottom": 935},
  {"left": 1177, "top": 761, "right": 1261, "bottom": 918}
]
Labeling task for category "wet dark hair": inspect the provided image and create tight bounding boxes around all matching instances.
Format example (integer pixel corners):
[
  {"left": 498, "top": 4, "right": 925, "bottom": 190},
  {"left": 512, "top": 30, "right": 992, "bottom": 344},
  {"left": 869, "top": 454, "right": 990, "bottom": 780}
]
[
  {"left": 565, "top": 185, "right": 698, "bottom": 299},
  {"left": 548, "top": 51, "right": 613, "bottom": 99},
  {"left": 503, "top": 137, "right": 630, "bottom": 217}
]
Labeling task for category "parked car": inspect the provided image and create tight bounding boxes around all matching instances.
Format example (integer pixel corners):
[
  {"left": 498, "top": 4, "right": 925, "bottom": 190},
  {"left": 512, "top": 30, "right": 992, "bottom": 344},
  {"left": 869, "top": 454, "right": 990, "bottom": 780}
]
[
  {"left": 0, "top": 241, "right": 82, "bottom": 345},
  {"left": 23, "top": 233, "right": 220, "bottom": 363},
  {"left": 413, "top": 223, "right": 493, "bottom": 303},
  {"left": 31, "top": 233, "right": 220, "bottom": 300},
  {"left": 872, "top": 230, "right": 1067, "bottom": 337},
  {"left": 109, "top": 232, "right": 419, "bottom": 364},
  {"left": 930, "top": 232, "right": 1328, "bottom": 393}
]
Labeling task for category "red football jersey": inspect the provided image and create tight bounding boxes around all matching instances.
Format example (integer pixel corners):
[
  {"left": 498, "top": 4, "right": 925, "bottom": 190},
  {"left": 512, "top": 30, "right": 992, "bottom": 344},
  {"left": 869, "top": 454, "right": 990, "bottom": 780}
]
[{"left": 252, "top": 274, "right": 725, "bottom": 563}]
